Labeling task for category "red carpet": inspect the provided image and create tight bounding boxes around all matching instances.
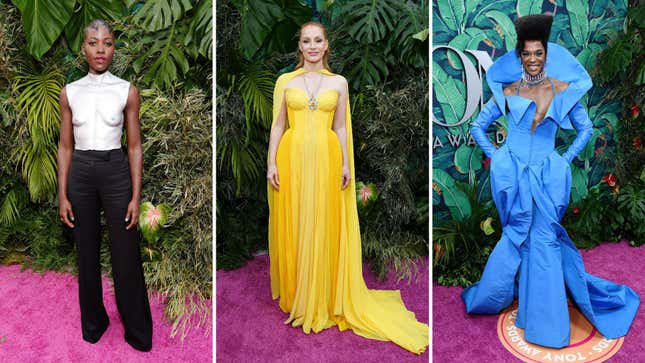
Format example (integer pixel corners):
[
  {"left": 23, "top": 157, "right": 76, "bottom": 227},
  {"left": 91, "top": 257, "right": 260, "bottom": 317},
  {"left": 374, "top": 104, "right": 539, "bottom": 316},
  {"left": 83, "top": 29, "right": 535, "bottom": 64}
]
[
  {"left": 0, "top": 264, "right": 212, "bottom": 362},
  {"left": 216, "top": 254, "right": 429, "bottom": 362},
  {"left": 433, "top": 241, "right": 645, "bottom": 362}
]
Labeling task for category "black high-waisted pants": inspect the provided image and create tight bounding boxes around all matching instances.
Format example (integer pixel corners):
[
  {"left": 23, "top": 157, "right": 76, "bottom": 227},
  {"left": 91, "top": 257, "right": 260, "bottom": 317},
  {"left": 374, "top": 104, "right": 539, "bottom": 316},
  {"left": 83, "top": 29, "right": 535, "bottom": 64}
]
[{"left": 67, "top": 148, "right": 152, "bottom": 351}]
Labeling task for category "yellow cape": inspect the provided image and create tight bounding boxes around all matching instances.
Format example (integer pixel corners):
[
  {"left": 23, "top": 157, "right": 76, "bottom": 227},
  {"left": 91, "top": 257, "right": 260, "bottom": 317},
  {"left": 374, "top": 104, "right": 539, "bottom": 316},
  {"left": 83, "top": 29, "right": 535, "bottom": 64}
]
[{"left": 267, "top": 67, "right": 428, "bottom": 354}]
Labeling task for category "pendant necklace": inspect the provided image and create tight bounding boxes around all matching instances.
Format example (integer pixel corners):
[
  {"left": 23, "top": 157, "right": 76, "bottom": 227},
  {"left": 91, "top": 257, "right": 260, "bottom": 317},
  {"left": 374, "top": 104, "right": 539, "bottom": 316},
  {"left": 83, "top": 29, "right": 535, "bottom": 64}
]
[{"left": 303, "top": 72, "right": 323, "bottom": 110}]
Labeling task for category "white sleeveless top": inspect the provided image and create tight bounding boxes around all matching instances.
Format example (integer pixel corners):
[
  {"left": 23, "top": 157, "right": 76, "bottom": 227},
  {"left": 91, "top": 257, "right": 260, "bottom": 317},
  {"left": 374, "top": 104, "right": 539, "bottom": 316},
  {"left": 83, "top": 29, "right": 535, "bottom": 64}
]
[{"left": 66, "top": 71, "right": 131, "bottom": 150}]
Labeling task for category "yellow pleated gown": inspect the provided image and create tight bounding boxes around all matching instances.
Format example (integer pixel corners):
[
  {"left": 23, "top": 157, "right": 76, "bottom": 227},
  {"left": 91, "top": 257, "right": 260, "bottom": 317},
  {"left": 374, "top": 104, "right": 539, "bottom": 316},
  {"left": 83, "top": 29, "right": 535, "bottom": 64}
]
[{"left": 267, "top": 68, "right": 428, "bottom": 354}]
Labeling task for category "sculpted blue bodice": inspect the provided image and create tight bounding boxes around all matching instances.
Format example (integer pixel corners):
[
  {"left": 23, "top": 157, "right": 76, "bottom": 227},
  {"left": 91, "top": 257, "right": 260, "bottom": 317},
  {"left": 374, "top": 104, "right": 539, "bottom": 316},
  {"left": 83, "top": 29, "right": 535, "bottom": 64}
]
[{"left": 471, "top": 42, "right": 593, "bottom": 166}]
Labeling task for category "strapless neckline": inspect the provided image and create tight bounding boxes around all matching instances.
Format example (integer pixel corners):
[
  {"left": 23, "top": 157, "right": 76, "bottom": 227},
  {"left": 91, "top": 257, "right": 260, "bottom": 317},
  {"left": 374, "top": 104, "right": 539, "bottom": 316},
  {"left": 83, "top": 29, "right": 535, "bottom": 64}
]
[{"left": 285, "top": 87, "right": 339, "bottom": 100}]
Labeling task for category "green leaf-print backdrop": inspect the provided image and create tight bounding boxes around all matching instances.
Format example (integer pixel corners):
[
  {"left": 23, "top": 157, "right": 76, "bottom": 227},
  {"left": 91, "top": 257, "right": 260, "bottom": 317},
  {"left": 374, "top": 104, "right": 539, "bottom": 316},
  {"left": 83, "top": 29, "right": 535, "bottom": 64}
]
[{"left": 432, "top": 0, "right": 627, "bottom": 222}]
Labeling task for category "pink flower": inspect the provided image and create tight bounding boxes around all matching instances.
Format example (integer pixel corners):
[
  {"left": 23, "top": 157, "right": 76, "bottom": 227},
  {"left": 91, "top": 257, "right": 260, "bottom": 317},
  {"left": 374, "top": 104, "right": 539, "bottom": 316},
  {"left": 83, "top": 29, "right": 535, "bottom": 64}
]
[{"left": 573, "top": 208, "right": 580, "bottom": 215}]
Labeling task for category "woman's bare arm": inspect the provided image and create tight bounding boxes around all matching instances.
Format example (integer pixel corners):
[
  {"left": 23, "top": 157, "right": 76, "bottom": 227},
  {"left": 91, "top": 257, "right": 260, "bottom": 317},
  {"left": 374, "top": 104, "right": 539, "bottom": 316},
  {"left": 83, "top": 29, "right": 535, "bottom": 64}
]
[
  {"left": 332, "top": 76, "right": 350, "bottom": 190},
  {"left": 124, "top": 84, "right": 143, "bottom": 229},
  {"left": 267, "top": 95, "right": 287, "bottom": 191},
  {"left": 57, "top": 87, "right": 75, "bottom": 228}
]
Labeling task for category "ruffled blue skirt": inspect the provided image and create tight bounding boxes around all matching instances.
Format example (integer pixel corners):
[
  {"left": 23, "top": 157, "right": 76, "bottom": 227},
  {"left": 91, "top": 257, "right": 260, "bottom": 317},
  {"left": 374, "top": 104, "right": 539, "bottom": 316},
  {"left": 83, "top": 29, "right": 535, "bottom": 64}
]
[{"left": 462, "top": 146, "right": 640, "bottom": 348}]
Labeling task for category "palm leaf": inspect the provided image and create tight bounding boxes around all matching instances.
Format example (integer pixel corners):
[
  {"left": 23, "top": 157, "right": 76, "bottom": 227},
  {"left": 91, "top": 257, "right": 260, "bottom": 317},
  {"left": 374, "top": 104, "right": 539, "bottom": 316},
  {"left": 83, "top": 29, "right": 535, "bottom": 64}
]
[
  {"left": 13, "top": 65, "right": 63, "bottom": 200},
  {"left": 238, "top": 65, "right": 274, "bottom": 129},
  {"left": 0, "top": 188, "right": 25, "bottom": 225}
]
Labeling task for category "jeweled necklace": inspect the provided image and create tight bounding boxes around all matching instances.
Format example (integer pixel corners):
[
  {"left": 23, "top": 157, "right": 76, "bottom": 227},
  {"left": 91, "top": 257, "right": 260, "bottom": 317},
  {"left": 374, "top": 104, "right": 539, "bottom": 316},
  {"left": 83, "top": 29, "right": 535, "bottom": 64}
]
[
  {"left": 303, "top": 72, "right": 323, "bottom": 110},
  {"left": 521, "top": 68, "right": 547, "bottom": 86}
]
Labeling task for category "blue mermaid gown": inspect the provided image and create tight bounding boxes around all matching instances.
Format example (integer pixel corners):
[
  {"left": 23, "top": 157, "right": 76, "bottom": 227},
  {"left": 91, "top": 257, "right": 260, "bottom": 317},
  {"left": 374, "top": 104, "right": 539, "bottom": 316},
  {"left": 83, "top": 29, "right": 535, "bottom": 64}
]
[{"left": 462, "top": 43, "right": 640, "bottom": 348}]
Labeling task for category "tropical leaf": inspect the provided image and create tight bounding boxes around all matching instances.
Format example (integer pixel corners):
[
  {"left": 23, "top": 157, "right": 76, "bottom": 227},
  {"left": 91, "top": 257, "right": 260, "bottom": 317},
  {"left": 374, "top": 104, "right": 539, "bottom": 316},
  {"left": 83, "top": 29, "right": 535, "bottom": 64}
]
[
  {"left": 636, "top": 62, "right": 645, "bottom": 86},
  {"left": 589, "top": 0, "right": 609, "bottom": 18},
  {"left": 233, "top": 0, "right": 311, "bottom": 60},
  {"left": 215, "top": 82, "right": 265, "bottom": 195},
  {"left": 628, "top": 2, "right": 645, "bottom": 28},
  {"left": 454, "top": 144, "right": 482, "bottom": 174},
  {"left": 476, "top": 169, "right": 491, "bottom": 202},
  {"left": 387, "top": 1, "right": 427, "bottom": 68},
  {"left": 132, "top": 0, "right": 193, "bottom": 32},
  {"left": 433, "top": 169, "right": 472, "bottom": 220},
  {"left": 437, "top": 0, "right": 465, "bottom": 32},
  {"left": 139, "top": 201, "right": 172, "bottom": 243},
  {"left": 345, "top": 45, "right": 389, "bottom": 89},
  {"left": 579, "top": 128, "right": 601, "bottom": 161},
  {"left": 471, "top": 0, "right": 515, "bottom": 29},
  {"left": 218, "top": 137, "right": 264, "bottom": 195},
  {"left": 63, "top": 0, "right": 124, "bottom": 52},
  {"left": 447, "top": 28, "right": 487, "bottom": 70},
  {"left": 596, "top": 37, "right": 635, "bottom": 83},
  {"left": 432, "top": 140, "right": 455, "bottom": 170},
  {"left": 238, "top": 66, "right": 274, "bottom": 129},
  {"left": 433, "top": 60, "right": 465, "bottom": 126},
  {"left": 567, "top": 0, "right": 590, "bottom": 48},
  {"left": 550, "top": 11, "right": 572, "bottom": 42},
  {"left": 413, "top": 28, "right": 429, "bottom": 41},
  {"left": 341, "top": 0, "right": 399, "bottom": 44},
  {"left": 0, "top": 188, "right": 25, "bottom": 225},
  {"left": 11, "top": 0, "right": 75, "bottom": 59},
  {"left": 134, "top": 22, "right": 190, "bottom": 89},
  {"left": 465, "top": 0, "right": 481, "bottom": 15},
  {"left": 576, "top": 43, "right": 601, "bottom": 70},
  {"left": 570, "top": 164, "right": 589, "bottom": 203},
  {"left": 184, "top": 0, "right": 212, "bottom": 59},
  {"left": 485, "top": 10, "right": 516, "bottom": 52},
  {"left": 13, "top": 65, "right": 64, "bottom": 200},
  {"left": 516, "top": 0, "right": 542, "bottom": 17}
]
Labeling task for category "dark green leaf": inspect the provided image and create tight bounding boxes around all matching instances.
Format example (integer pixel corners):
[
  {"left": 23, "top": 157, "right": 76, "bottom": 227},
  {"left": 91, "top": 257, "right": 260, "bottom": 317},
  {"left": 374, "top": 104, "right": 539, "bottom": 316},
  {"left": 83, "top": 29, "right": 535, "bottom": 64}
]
[
  {"left": 64, "top": 0, "right": 124, "bottom": 52},
  {"left": 11, "top": 0, "right": 75, "bottom": 59}
]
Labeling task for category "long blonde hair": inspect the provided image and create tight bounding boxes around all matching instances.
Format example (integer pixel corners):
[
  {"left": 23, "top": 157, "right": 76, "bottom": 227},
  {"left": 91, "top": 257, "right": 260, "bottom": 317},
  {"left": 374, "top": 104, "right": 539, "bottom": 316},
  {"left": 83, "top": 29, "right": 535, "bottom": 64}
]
[{"left": 294, "top": 21, "right": 331, "bottom": 71}]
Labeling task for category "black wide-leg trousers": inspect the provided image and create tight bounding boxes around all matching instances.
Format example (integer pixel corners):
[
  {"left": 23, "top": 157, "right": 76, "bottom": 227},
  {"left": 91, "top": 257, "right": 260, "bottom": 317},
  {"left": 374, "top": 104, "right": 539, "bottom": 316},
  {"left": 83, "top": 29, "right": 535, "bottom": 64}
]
[{"left": 68, "top": 149, "right": 152, "bottom": 352}]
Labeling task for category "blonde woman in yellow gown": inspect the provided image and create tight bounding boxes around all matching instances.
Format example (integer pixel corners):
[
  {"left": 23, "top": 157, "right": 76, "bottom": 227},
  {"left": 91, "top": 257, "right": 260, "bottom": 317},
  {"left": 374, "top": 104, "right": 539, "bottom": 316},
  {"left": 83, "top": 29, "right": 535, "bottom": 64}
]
[{"left": 266, "top": 21, "right": 428, "bottom": 354}]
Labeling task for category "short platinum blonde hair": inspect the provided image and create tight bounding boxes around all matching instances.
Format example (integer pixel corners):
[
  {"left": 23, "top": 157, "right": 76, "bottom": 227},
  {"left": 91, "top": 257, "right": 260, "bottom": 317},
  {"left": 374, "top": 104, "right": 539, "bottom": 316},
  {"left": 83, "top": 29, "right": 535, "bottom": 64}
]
[{"left": 83, "top": 19, "right": 113, "bottom": 40}]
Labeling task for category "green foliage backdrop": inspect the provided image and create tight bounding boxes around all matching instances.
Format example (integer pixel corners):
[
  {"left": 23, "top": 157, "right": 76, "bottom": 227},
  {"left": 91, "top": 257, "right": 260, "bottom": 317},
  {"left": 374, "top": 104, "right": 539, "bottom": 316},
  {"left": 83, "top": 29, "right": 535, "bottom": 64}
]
[
  {"left": 216, "top": 0, "right": 429, "bottom": 279},
  {"left": 432, "top": 0, "right": 640, "bottom": 286},
  {"left": 0, "top": 0, "right": 212, "bottom": 339}
]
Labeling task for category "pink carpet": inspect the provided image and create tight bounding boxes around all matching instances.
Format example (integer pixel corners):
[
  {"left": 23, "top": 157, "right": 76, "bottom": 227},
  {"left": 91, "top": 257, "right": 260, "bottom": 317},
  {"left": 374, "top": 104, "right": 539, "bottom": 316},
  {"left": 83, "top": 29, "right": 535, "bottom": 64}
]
[
  {"left": 433, "top": 241, "right": 645, "bottom": 362},
  {"left": 216, "top": 254, "right": 429, "bottom": 362},
  {"left": 0, "top": 264, "right": 212, "bottom": 362}
]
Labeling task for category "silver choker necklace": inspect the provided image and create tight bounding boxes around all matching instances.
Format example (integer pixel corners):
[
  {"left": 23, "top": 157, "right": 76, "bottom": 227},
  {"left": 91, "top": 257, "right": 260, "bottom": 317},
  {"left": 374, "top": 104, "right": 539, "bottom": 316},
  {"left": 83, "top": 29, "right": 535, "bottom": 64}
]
[{"left": 522, "top": 69, "right": 547, "bottom": 86}]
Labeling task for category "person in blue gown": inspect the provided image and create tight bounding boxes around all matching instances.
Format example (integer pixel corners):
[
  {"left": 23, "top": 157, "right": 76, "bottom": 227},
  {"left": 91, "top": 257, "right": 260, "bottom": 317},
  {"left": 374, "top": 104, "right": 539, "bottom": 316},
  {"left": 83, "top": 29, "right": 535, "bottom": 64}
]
[{"left": 461, "top": 14, "right": 639, "bottom": 348}]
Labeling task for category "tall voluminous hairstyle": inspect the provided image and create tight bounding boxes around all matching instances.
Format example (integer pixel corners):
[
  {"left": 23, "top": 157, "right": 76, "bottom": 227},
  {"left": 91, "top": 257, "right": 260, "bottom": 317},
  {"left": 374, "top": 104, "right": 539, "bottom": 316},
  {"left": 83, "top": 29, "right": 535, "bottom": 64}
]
[
  {"left": 514, "top": 14, "right": 553, "bottom": 57},
  {"left": 295, "top": 21, "right": 331, "bottom": 71}
]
